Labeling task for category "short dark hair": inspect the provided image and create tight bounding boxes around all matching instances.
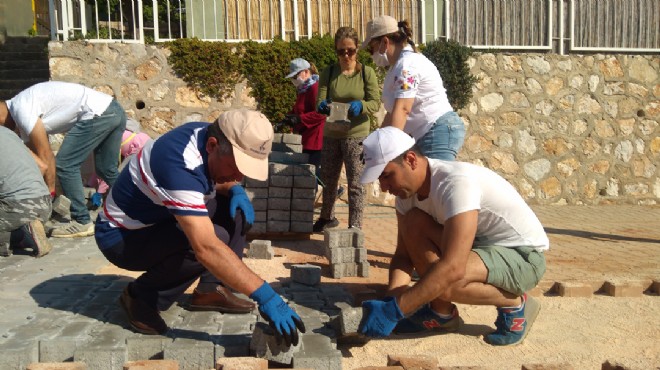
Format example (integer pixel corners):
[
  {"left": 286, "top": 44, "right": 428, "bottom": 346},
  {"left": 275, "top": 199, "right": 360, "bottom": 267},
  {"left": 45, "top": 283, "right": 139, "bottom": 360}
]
[
  {"left": 207, "top": 123, "right": 233, "bottom": 155},
  {"left": 392, "top": 144, "right": 423, "bottom": 163}
]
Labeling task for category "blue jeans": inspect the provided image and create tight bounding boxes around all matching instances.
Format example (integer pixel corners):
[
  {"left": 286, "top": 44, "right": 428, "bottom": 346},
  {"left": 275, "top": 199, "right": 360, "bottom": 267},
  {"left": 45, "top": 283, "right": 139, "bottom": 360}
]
[
  {"left": 416, "top": 111, "right": 466, "bottom": 160},
  {"left": 56, "top": 100, "right": 126, "bottom": 224}
]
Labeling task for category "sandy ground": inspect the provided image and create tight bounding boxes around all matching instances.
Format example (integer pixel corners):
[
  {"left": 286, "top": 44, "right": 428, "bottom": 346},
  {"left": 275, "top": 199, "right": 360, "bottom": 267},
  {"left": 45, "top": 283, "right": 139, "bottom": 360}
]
[{"left": 98, "top": 202, "right": 660, "bottom": 370}]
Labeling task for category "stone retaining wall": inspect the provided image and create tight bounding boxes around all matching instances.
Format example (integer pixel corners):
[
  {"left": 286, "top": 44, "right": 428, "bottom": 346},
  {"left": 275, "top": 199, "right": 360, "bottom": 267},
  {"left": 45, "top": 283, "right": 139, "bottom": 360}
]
[{"left": 48, "top": 41, "right": 659, "bottom": 205}]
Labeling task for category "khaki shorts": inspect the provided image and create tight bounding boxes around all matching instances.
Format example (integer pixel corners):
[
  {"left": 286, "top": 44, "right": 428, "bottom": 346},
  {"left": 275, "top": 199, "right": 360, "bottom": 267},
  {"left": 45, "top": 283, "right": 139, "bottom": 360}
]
[{"left": 474, "top": 246, "right": 546, "bottom": 296}]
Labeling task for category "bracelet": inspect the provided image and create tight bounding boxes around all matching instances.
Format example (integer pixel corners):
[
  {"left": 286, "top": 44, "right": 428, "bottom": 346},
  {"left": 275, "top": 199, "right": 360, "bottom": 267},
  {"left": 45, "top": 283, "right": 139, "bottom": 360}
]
[{"left": 50, "top": 191, "right": 56, "bottom": 199}]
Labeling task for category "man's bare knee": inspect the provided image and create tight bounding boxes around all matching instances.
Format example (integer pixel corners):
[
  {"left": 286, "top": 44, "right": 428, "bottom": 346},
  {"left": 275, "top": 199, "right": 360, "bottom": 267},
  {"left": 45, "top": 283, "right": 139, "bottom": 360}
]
[{"left": 400, "top": 208, "right": 439, "bottom": 240}]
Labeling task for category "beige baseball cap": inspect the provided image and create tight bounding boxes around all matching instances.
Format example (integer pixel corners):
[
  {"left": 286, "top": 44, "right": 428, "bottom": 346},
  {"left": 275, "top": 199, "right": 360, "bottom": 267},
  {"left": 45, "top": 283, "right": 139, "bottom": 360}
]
[
  {"left": 215, "top": 109, "right": 273, "bottom": 181},
  {"left": 361, "top": 15, "right": 399, "bottom": 49}
]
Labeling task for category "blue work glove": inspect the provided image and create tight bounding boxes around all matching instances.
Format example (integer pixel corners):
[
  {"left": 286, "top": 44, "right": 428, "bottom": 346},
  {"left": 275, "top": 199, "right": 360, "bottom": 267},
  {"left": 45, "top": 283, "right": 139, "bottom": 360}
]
[
  {"left": 348, "top": 100, "right": 363, "bottom": 117},
  {"left": 228, "top": 184, "right": 254, "bottom": 226},
  {"left": 359, "top": 297, "right": 404, "bottom": 337},
  {"left": 317, "top": 99, "right": 332, "bottom": 115},
  {"left": 250, "top": 281, "right": 306, "bottom": 346},
  {"left": 90, "top": 192, "right": 103, "bottom": 209}
]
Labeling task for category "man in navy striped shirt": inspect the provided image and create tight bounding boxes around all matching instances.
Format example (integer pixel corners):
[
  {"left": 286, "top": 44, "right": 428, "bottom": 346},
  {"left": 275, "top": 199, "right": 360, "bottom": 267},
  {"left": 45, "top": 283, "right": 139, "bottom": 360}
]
[{"left": 95, "top": 109, "right": 305, "bottom": 346}]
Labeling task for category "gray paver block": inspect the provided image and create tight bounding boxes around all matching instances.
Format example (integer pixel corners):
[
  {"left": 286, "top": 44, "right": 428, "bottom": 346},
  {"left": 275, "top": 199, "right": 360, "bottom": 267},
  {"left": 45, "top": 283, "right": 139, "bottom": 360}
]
[
  {"left": 214, "top": 334, "right": 251, "bottom": 358},
  {"left": 164, "top": 338, "right": 215, "bottom": 370},
  {"left": 270, "top": 175, "right": 293, "bottom": 188},
  {"left": 291, "top": 198, "right": 314, "bottom": 211},
  {"left": 292, "top": 187, "right": 315, "bottom": 199},
  {"left": 126, "top": 336, "right": 170, "bottom": 361},
  {"left": 324, "top": 228, "right": 365, "bottom": 249},
  {"left": 272, "top": 133, "right": 283, "bottom": 143},
  {"left": 250, "top": 322, "right": 301, "bottom": 365},
  {"left": 74, "top": 346, "right": 127, "bottom": 370},
  {"left": 293, "top": 175, "right": 317, "bottom": 188},
  {"left": 39, "top": 339, "right": 79, "bottom": 362},
  {"left": 339, "top": 304, "right": 364, "bottom": 335},
  {"left": 244, "top": 178, "right": 268, "bottom": 188},
  {"left": 52, "top": 195, "right": 71, "bottom": 218},
  {"left": 268, "top": 187, "right": 291, "bottom": 198},
  {"left": 254, "top": 211, "right": 267, "bottom": 222},
  {"left": 267, "top": 220, "right": 290, "bottom": 232},
  {"left": 269, "top": 163, "right": 294, "bottom": 175},
  {"left": 291, "top": 264, "right": 321, "bottom": 286},
  {"left": 269, "top": 151, "right": 310, "bottom": 164},
  {"left": 283, "top": 143, "right": 303, "bottom": 153},
  {"left": 268, "top": 197, "right": 291, "bottom": 210},
  {"left": 290, "top": 211, "right": 313, "bottom": 222},
  {"left": 0, "top": 341, "right": 39, "bottom": 370},
  {"left": 247, "top": 240, "right": 273, "bottom": 259},
  {"left": 282, "top": 133, "right": 302, "bottom": 145},
  {"left": 250, "top": 222, "right": 267, "bottom": 234},
  {"left": 245, "top": 188, "right": 268, "bottom": 200},
  {"left": 292, "top": 349, "right": 342, "bottom": 370},
  {"left": 327, "top": 247, "right": 367, "bottom": 263},
  {"left": 293, "top": 164, "right": 315, "bottom": 176},
  {"left": 290, "top": 221, "right": 313, "bottom": 233},
  {"left": 252, "top": 198, "right": 267, "bottom": 211}
]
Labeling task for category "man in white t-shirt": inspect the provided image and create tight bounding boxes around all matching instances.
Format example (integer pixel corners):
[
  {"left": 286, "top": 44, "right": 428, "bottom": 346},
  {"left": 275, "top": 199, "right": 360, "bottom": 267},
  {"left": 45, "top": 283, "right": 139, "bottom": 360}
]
[
  {"left": 0, "top": 81, "right": 127, "bottom": 237},
  {"left": 357, "top": 126, "right": 548, "bottom": 346}
]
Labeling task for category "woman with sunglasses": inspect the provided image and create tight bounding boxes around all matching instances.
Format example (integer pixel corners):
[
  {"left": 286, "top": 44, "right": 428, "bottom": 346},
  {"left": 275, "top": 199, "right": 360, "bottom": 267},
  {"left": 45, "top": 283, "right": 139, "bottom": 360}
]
[
  {"left": 314, "top": 27, "right": 381, "bottom": 232},
  {"left": 362, "top": 15, "right": 465, "bottom": 161}
]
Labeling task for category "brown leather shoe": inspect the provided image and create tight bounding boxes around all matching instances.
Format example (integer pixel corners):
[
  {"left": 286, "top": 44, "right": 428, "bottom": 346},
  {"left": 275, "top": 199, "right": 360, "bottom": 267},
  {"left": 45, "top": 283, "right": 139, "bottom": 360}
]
[
  {"left": 119, "top": 286, "right": 168, "bottom": 335},
  {"left": 189, "top": 285, "right": 256, "bottom": 314}
]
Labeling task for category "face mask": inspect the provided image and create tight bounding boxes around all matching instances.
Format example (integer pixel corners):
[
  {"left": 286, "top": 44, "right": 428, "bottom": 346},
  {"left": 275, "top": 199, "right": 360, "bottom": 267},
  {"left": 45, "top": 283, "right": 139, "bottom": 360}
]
[
  {"left": 371, "top": 40, "right": 390, "bottom": 67},
  {"left": 291, "top": 75, "right": 305, "bottom": 87}
]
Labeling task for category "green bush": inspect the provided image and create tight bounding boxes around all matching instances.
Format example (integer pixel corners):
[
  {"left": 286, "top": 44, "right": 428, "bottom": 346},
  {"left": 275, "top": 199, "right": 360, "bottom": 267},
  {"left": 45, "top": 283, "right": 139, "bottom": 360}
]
[{"left": 421, "top": 39, "right": 478, "bottom": 111}]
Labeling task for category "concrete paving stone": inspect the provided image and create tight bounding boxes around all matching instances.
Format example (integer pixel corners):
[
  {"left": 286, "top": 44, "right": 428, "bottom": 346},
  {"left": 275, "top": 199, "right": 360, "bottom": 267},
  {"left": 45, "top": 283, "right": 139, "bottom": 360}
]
[
  {"left": 180, "top": 311, "right": 221, "bottom": 327},
  {"left": 268, "top": 187, "right": 291, "bottom": 198},
  {"left": 251, "top": 198, "right": 267, "bottom": 211},
  {"left": 287, "top": 282, "right": 320, "bottom": 292},
  {"left": 291, "top": 349, "right": 342, "bottom": 370},
  {"left": 126, "top": 336, "right": 171, "bottom": 361},
  {"left": 214, "top": 334, "right": 252, "bottom": 357},
  {"left": 291, "top": 264, "right": 321, "bottom": 286},
  {"left": 244, "top": 177, "right": 268, "bottom": 188},
  {"left": 267, "top": 221, "right": 290, "bottom": 233},
  {"left": 159, "top": 305, "right": 186, "bottom": 328},
  {"left": 249, "top": 322, "right": 301, "bottom": 365},
  {"left": 293, "top": 175, "right": 317, "bottom": 189},
  {"left": 253, "top": 211, "right": 267, "bottom": 223},
  {"left": 39, "top": 339, "right": 81, "bottom": 362},
  {"left": 56, "top": 320, "right": 97, "bottom": 338},
  {"left": 215, "top": 356, "right": 268, "bottom": 370},
  {"left": 272, "top": 134, "right": 283, "bottom": 143},
  {"left": 123, "top": 359, "right": 178, "bottom": 370},
  {"left": 290, "top": 198, "right": 314, "bottom": 212},
  {"left": 290, "top": 291, "right": 320, "bottom": 302},
  {"left": 291, "top": 188, "right": 315, "bottom": 199},
  {"left": 249, "top": 222, "right": 267, "bottom": 234},
  {"left": 267, "top": 197, "right": 291, "bottom": 210},
  {"left": 282, "top": 134, "right": 302, "bottom": 145},
  {"left": 220, "top": 321, "right": 254, "bottom": 335},
  {"left": 602, "top": 280, "right": 644, "bottom": 297},
  {"left": 164, "top": 338, "right": 215, "bottom": 370},
  {"left": 245, "top": 188, "right": 268, "bottom": 200},
  {"left": 267, "top": 210, "right": 290, "bottom": 221},
  {"left": 27, "top": 362, "right": 87, "bottom": 370},
  {"left": 290, "top": 211, "right": 314, "bottom": 223},
  {"left": 387, "top": 354, "right": 439, "bottom": 369},
  {"left": 74, "top": 345, "right": 127, "bottom": 370},
  {"left": 0, "top": 340, "right": 39, "bottom": 369},
  {"left": 293, "top": 164, "right": 315, "bottom": 176},
  {"left": 339, "top": 305, "right": 363, "bottom": 335},
  {"left": 269, "top": 151, "right": 309, "bottom": 164},
  {"left": 300, "top": 333, "right": 336, "bottom": 351},
  {"left": 268, "top": 163, "right": 294, "bottom": 176},
  {"left": 87, "top": 325, "right": 135, "bottom": 348},
  {"left": 290, "top": 222, "right": 313, "bottom": 233},
  {"left": 327, "top": 246, "right": 367, "bottom": 264},
  {"left": 287, "top": 304, "right": 330, "bottom": 321}
]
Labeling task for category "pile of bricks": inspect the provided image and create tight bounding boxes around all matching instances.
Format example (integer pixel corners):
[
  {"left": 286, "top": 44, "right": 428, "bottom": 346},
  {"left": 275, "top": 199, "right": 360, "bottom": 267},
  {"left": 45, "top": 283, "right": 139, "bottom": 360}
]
[
  {"left": 324, "top": 229, "right": 369, "bottom": 278},
  {"left": 244, "top": 133, "right": 317, "bottom": 234}
]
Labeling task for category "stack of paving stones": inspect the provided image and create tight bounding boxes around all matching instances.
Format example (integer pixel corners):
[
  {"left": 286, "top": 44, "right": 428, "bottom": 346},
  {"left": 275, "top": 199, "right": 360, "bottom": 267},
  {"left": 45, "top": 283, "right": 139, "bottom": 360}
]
[
  {"left": 324, "top": 228, "right": 370, "bottom": 278},
  {"left": 244, "top": 133, "right": 316, "bottom": 235}
]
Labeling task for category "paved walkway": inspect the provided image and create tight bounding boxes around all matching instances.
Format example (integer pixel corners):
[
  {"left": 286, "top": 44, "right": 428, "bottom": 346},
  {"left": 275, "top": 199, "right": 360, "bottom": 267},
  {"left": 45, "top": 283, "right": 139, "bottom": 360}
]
[{"left": 0, "top": 204, "right": 658, "bottom": 369}]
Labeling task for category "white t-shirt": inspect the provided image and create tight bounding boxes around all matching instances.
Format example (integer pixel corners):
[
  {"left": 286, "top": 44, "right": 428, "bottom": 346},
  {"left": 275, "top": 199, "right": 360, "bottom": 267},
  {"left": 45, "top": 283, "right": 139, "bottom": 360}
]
[
  {"left": 6, "top": 81, "right": 113, "bottom": 140},
  {"left": 396, "top": 159, "right": 549, "bottom": 251},
  {"left": 382, "top": 46, "right": 454, "bottom": 141}
]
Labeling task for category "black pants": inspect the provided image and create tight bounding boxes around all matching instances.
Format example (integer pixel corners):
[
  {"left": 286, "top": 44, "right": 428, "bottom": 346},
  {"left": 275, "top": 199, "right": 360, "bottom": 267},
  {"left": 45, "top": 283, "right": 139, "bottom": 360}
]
[{"left": 100, "top": 195, "right": 246, "bottom": 311}]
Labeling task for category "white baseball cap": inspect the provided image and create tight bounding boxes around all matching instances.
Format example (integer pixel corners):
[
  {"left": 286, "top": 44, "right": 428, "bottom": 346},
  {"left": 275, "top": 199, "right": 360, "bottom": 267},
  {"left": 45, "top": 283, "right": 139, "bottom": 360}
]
[
  {"left": 360, "top": 126, "right": 416, "bottom": 184},
  {"left": 215, "top": 109, "right": 274, "bottom": 181}
]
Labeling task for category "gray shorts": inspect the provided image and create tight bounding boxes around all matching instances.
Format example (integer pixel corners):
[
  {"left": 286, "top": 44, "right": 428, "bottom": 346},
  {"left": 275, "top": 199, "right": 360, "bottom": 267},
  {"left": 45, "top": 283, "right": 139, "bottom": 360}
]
[{"left": 474, "top": 245, "right": 546, "bottom": 296}]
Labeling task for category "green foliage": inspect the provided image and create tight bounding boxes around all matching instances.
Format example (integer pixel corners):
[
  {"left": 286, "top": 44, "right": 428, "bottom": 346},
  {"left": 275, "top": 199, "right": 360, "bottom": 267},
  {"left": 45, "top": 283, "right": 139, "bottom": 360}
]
[
  {"left": 421, "top": 39, "right": 479, "bottom": 111},
  {"left": 167, "top": 38, "right": 242, "bottom": 102}
]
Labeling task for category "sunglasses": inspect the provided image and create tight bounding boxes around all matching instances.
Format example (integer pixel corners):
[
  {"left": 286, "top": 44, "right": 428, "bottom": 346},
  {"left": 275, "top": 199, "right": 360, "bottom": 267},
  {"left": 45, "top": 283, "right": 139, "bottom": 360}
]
[{"left": 336, "top": 48, "right": 357, "bottom": 57}]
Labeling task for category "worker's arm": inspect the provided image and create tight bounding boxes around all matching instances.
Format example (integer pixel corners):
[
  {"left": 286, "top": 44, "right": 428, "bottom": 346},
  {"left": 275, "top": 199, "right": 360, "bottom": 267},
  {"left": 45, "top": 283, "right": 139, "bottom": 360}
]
[
  {"left": 396, "top": 210, "right": 478, "bottom": 314},
  {"left": 380, "top": 97, "right": 414, "bottom": 131},
  {"left": 386, "top": 211, "right": 414, "bottom": 297},
  {"left": 26, "top": 118, "right": 56, "bottom": 193}
]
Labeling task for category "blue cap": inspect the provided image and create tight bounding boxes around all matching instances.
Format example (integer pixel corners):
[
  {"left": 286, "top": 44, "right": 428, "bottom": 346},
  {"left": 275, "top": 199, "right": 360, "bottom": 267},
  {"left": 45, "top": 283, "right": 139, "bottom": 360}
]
[{"left": 285, "top": 58, "right": 311, "bottom": 78}]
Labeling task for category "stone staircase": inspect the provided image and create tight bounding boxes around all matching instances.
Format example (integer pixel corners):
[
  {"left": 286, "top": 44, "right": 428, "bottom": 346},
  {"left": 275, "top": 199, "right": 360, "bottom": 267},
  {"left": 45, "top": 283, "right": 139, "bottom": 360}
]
[{"left": 0, "top": 36, "right": 50, "bottom": 100}]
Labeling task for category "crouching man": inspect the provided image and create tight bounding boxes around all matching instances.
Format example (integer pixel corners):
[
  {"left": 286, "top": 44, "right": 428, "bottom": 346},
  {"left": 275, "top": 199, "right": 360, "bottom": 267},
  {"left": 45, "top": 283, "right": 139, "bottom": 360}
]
[
  {"left": 358, "top": 127, "right": 548, "bottom": 346},
  {"left": 95, "top": 109, "right": 305, "bottom": 346}
]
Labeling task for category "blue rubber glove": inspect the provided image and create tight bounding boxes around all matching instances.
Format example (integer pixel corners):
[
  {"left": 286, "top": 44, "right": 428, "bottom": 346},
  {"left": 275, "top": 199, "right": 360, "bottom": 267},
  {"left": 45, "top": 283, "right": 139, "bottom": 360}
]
[
  {"left": 228, "top": 184, "right": 254, "bottom": 226},
  {"left": 348, "top": 100, "right": 363, "bottom": 117},
  {"left": 91, "top": 192, "right": 103, "bottom": 208},
  {"left": 359, "top": 297, "right": 404, "bottom": 337},
  {"left": 317, "top": 99, "right": 331, "bottom": 115},
  {"left": 250, "top": 282, "right": 306, "bottom": 346}
]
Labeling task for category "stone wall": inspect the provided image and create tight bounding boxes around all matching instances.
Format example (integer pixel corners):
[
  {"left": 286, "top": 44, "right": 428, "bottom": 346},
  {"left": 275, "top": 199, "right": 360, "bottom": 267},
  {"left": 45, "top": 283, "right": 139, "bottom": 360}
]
[{"left": 48, "top": 41, "right": 659, "bottom": 205}]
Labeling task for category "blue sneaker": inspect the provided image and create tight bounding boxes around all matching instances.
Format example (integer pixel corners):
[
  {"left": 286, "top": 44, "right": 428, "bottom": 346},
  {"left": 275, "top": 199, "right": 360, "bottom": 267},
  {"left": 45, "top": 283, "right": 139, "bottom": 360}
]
[
  {"left": 486, "top": 293, "right": 540, "bottom": 346},
  {"left": 393, "top": 304, "right": 460, "bottom": 334}
]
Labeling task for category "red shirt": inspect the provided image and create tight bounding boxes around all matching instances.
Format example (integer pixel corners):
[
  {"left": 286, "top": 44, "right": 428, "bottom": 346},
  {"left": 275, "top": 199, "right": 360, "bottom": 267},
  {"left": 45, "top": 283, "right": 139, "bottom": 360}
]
[{"left": 292, "top": 82, "right": 326, "bottom": 151}]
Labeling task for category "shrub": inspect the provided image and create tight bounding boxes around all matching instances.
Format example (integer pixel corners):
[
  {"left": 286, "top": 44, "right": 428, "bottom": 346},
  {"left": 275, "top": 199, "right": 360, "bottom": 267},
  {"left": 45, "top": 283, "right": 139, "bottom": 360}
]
[{"left": 421, "top": 39, "right": 478, "bottom": 111}]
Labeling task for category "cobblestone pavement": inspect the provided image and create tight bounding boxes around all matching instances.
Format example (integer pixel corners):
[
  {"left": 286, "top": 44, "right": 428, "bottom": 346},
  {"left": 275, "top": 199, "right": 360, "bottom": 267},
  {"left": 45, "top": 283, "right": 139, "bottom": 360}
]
[{"left": 0, "top": 204, "right": 658, "bottom": 369}]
